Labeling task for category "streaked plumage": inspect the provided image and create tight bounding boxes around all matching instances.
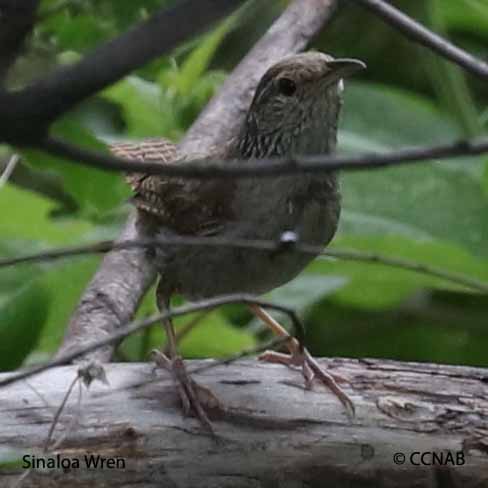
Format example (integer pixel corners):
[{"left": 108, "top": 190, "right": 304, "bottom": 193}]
[
  {"left": 110, "top": 53, "right": 359, "bottom": 299},
  {"left": 111, "top": 52, "right": 365, "bottom": 425}
]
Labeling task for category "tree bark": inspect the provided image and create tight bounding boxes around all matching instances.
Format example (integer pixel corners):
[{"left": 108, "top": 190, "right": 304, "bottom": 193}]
[
  {"left": 1, "top": 358, "right": 488, "bottom": 487},
  {"left": 57, "top": 0, "right": 338, "bottom": 362}
]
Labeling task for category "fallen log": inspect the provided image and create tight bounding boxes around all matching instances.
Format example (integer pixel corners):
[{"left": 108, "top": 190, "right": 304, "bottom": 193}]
[{"left": 1, "top": 358, "right": 487, "bottom": 487}]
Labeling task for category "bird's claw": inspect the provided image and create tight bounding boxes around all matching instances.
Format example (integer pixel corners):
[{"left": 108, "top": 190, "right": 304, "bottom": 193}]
[
  {"left": 259, "top": 348, "right": 355, "bottom": 418},
  {"left": 150, "top": 350, "right": 221, "bottom": 433}
]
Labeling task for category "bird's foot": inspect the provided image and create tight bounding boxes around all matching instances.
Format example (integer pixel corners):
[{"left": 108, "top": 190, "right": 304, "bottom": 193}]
[
  {"left": 151, "top": 350, "right": 221, "bottom": 432},
  {"left": 258, "top": 347, "right": 355, "bottom": 418}
]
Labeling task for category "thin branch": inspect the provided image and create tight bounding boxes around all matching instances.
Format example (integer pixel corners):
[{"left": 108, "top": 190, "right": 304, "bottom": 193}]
[
  {"left": 350, "top": 0, "right": 488, "bottom": 80},
  {"left": 37, "top": 136, "right": 488, "bottom": 178},
  {"left": 0, "top": 154, "right": 19, "bottom": 188},
  {"left": 44, "top": 374, "right": 80, "bottom": 452},
  {"left": 0, "top": 0, "right": 245, "bottom": 143},
  {"left": 1, "top": 236, "right": 487, "bottom": 293},
  {"left": 12, "top": 374, "right": 81, "bottom": 488},
  {"left": 0, "top": 295, "right": 304, "bottom": 389},
  {"left": 321, "top": 249, "right": 488, "bottom": 293},
  {"left": 0, "top": 154, "right": 77, "bottom": 210}
]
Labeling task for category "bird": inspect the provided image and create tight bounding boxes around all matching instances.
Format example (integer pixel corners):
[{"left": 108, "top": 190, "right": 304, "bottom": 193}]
[{"left": 111, "top": 52, "right": 366, "bottom": 430}]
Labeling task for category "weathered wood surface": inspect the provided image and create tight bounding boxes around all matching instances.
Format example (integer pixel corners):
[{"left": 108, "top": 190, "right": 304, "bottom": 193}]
[{"left": 1, "top": 358, "right": 488, "bottom": 487}]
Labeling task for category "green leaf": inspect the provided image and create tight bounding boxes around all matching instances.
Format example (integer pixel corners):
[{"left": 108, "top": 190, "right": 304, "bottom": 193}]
[
  {"left": 40, "top": 12, "right": 113, "bottom": 52},
  {"left": 0, "top": 238, "right": 100, "bottom": 359},
  {"left": 339, "top": 82, "right": 488, "bottom": 258},
  {"left": 0, "top": 281, "right": 50, "bottom": 370},
  {"left": 117, "top": 292, "right": 257, "bottom": 360},
  {"left": 341, "top": 82, "right": 458, "bottom": 146},
  {"left": 315, "top": 235, "right": 488, "bottom": 309},
  {"left": 0, "top": 185, "right": 92, "bottom": 244},
  {"left": 178, "top": 311, "right": 256, "bottom": 358},
  {"left": 102, "top": 76, "right": 179, "bottom": 138},
  {"left": 177, "top": 70, "right": 227, "bottom": 129},
  {"left": 483, "top": 161, "right": 488, "bottom": 196},
  {"left": 112, "top": 284, "right": 158, "bottom": 362},
  {"left": 266, "top": 274, "right": 348, "bottom": 314},
  {"left": 443, "top": 0, "right": 488, "bottom": 34},
  {"left": 425, "top": 0, "right": 481, "bottom": 137},
  {"left": 22, "top": 119, "right": 130, "bottom": 217},
  {"left": 307, "top": 290, "right": 488, "bottom": 367},
  {"left": 155, "top": 15, "right": 236, "bottom": 132},
  {"left": 35, "top": 257, "right": 101, "bottom": 353},
  {"left": 173, "top": 16, "right": 235, "bottom": 97},
  {"left": 246, "top": 274, "right": 348, "bottom": 333}
]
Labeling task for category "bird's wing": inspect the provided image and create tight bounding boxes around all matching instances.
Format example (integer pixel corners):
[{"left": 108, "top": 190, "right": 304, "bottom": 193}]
[
  {"left": 110, "top": 138, "right": 234, "bottom": 236},
  {"left": 110, "top": 137, "right": 178, "bottom": 194}
]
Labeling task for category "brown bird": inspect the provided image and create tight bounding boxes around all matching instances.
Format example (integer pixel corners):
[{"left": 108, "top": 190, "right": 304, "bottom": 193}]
[{"left": 112, "top": 52, "right": 365, "bottom": 429}]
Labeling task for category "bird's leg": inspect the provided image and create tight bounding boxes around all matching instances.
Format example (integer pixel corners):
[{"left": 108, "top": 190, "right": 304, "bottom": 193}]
[
  {"left": 151, "top": 288, "right": 220, "bottom": 431},
  {"left": 249, "top": 304, "right": 355, "bottom": 417}
]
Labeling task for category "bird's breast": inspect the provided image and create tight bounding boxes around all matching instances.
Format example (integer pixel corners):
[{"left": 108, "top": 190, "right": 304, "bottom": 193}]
[{"left": 158, "top": 173, "right": 340, "bottom": 300}]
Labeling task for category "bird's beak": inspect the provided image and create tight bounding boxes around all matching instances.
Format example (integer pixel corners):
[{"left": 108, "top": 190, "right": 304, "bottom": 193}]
[{"left": 327, "top": 58, "right": 366, "bottom": 79}]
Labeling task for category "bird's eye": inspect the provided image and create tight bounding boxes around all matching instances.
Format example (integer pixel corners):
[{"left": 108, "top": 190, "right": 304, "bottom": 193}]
[{"left": 278, "top": 78, "right": 297, "bottom": 96}]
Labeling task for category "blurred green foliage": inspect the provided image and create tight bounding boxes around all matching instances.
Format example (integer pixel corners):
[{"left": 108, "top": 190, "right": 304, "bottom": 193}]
[{"left": 1, "top": 0, "right": 487, "bottom": 371}]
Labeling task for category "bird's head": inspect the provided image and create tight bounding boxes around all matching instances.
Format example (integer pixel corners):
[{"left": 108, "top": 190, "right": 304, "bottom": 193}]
[{"left": 239, "top": 52, "right": 365, "bottom": 157}]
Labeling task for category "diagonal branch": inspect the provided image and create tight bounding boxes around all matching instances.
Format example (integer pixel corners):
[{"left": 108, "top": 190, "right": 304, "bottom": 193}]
[
  {"left": 0, "top": 0, "right": 245, "bottom": 143},
  {"left": 0, "top": 153, "right": 19, "bottom": 188},
  {"left": 350, "top": 0, "right": 488, "bottom": 80},
  {"left": 57, "top": 0, "right": 339, "bottom": 362}
]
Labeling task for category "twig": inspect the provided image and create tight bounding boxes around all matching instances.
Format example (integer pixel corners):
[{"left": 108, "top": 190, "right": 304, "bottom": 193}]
[
  {"left": 0, "top": 154, "right": 77, "bottom": 210},
  {"left": 44, "top": 374, "right": 79, "bottom": 451},
  {"left": 0, "top": 295, "right": 304, "bottom": 389},
  {"left": 321, "top": 249, "right": 488, "bottom": 293},
  {"left": 350, "top": 0, "right": 488, "bottom": 80},
  {"left": 49, "top": 380, "right": 82, "bottom": 451},
  {"left": 37, "top": 136, "right": 488, "bottom": 178},
  {"left": 0, "top": 154, "right": 19, "bottom": 188},
  {"left": 0, "top": 235, "right": 487, "bottom": 293},
  {"left": 12, "top": 374, "right": 82, "bottom": 488}
]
